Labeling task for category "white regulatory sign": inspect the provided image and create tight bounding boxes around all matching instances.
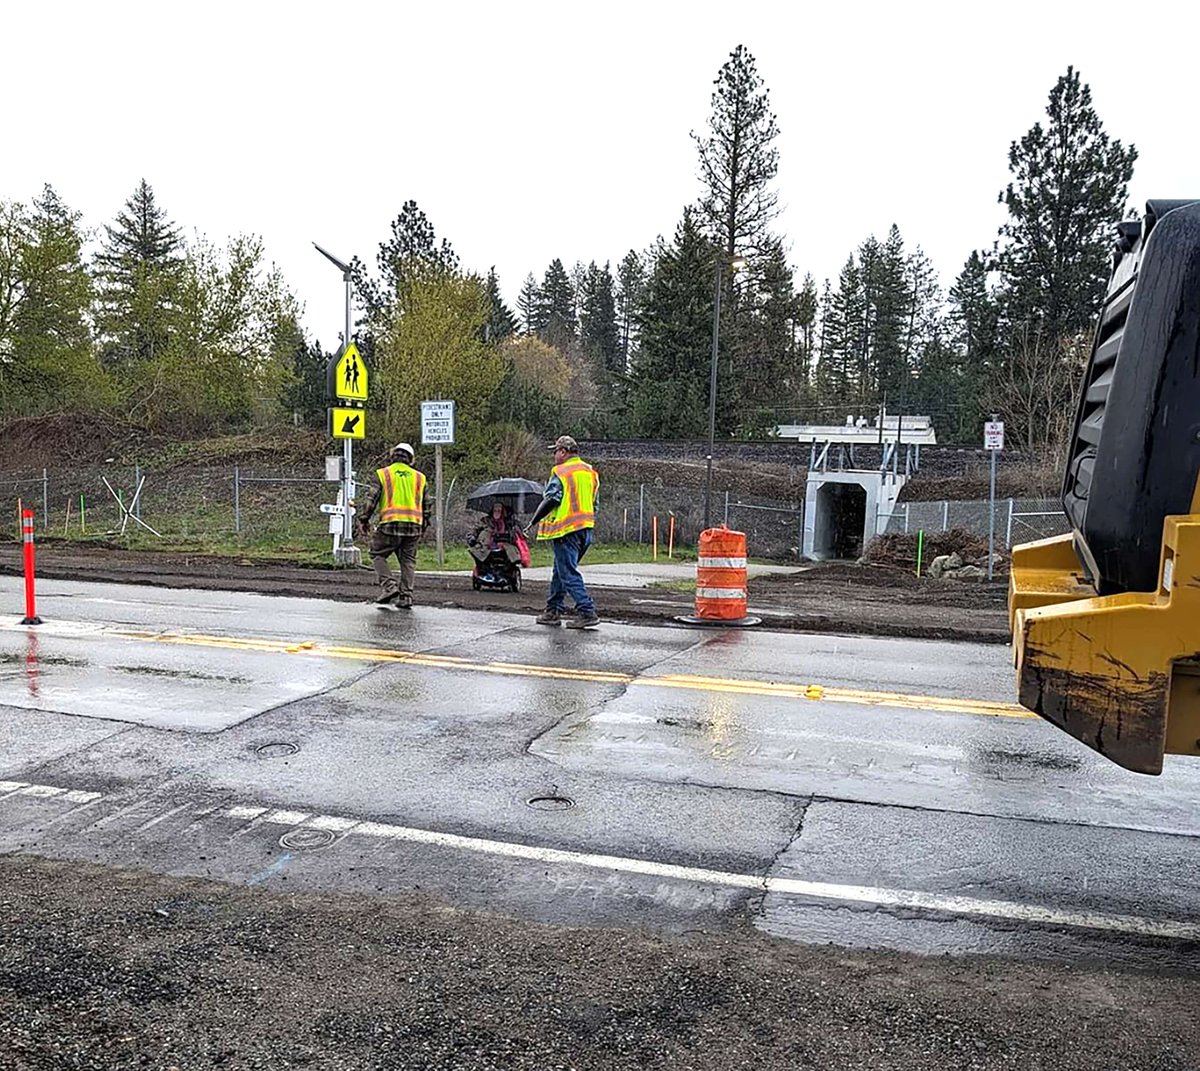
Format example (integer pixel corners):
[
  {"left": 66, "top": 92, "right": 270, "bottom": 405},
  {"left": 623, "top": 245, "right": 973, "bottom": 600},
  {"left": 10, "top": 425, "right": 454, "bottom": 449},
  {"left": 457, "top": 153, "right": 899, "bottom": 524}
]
[
  {"left": 421, "top": 400, "right": 456, "bottom": 445},
  {"left": 319, "top": 503, "right": 355, "bottom": 516},
  {"left": 984, "top": 421, "right": 1005, "bottom": 451}
]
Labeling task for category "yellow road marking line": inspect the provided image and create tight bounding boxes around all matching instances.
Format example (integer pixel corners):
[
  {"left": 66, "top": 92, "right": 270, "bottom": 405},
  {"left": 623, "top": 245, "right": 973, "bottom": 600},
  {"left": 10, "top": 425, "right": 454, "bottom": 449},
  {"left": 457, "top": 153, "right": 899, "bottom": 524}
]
[{"left": 99, "top": 626, "right": 1033, "bottom": 721}]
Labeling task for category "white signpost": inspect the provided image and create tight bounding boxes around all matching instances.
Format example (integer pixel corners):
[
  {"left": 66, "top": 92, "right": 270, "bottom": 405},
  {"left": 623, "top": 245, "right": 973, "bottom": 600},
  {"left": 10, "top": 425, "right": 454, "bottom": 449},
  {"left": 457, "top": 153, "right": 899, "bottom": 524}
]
[
  {"left": 421, "top": 401, "right": 456, "bottom": 566},
  {"left": 984, "top": 418, "right": 1005, "bottom": 578}
]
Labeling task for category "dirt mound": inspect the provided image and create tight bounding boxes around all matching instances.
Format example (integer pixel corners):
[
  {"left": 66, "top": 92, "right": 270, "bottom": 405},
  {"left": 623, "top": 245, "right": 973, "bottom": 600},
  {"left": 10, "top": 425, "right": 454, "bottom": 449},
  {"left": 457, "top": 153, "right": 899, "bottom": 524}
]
[{"left": 864, "top": 528, "right": 1002, "bottom": 570}]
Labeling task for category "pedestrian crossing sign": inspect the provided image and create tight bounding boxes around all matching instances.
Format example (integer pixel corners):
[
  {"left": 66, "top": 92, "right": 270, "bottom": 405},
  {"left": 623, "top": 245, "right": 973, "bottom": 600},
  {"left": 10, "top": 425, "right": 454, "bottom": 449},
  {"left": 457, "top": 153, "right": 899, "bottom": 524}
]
[{"left": 332, "top": 342, "right": 368, "bottom": 401}]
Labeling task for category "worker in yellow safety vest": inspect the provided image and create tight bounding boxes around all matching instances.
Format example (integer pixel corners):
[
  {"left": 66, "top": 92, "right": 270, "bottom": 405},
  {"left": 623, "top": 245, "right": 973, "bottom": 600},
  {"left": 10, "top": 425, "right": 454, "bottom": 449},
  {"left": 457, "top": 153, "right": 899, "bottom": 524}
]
[
  {"left": 527, "top": 435, "right": 599, "bottom": 628},
  {"left": 356, "top": 442, "right": 429, "bottom": 608}
]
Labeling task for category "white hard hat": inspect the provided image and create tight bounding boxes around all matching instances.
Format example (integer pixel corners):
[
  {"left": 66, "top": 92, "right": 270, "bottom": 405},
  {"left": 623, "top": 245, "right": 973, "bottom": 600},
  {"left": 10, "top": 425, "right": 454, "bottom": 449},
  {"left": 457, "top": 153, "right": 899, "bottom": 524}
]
[{"left": 391, "top": 442, "right": 415, "bottom": 458}]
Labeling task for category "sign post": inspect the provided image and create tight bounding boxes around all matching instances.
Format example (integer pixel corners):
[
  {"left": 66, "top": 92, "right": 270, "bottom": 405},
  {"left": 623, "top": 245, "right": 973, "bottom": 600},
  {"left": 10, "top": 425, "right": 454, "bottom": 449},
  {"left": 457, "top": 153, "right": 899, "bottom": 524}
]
[
  {"left": 421, "top": 400, "right": 456, "bottom": 568},
  {"left": 314, "top": 242, "right": 365, "bottom": 567},
  {"left": 984, "top": 417, "right": 1005, "bottom": 580}
]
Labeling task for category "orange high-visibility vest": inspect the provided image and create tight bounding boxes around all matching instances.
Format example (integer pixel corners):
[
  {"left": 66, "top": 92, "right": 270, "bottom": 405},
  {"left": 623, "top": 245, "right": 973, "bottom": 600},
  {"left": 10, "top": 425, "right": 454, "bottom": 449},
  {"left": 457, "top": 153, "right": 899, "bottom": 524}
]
[
  {"left": 538, "top": 457, "right": 598, "bottom": 540},
  {"left": 377, "top": 463, "right": 426, "bottom": 524}
]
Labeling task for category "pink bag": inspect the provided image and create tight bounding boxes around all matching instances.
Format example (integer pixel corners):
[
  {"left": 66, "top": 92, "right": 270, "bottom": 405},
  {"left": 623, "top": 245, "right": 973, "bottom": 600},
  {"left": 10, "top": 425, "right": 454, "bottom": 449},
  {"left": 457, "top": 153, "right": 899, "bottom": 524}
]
[{"left": 515, "top": 529, "right": 531, "bottom": 568}]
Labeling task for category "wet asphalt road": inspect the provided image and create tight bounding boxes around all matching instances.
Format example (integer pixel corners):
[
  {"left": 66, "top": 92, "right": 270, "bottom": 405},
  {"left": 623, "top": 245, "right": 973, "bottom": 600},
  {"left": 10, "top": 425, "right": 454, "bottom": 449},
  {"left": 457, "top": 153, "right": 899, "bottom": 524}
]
[{"left": 1, "top": 576, "right": 1199, "bottom": 1067}]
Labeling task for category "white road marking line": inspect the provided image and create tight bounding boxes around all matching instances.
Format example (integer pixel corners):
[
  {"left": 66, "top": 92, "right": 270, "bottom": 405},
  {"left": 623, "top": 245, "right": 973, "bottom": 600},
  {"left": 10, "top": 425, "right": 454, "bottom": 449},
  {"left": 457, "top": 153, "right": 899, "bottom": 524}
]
[
  {"left": 4, "top": 785, "right": 1196, "bottom": 943},
  {"left": 227, "top": 805, "right": 268, "bottom": 820},
  {"left": 214, "top": 803, "right": 1200, "bottom": 942},
  {"left": 262, "top": 809, "right": 311, "bottom": 826}
]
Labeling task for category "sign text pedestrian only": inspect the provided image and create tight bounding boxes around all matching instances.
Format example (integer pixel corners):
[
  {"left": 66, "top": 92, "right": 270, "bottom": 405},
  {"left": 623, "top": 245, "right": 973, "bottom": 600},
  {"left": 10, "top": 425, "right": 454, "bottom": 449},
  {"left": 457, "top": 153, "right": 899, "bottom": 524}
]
[{"left": 421, "top": 400, "right": 456, "bottom": 445}]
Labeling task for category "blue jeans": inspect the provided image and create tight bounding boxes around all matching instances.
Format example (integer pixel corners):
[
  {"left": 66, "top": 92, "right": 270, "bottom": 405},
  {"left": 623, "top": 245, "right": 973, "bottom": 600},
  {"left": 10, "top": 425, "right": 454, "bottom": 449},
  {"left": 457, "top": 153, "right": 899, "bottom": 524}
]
[{"left": 546, "top": 530, "right": 594, "bottom": 614}]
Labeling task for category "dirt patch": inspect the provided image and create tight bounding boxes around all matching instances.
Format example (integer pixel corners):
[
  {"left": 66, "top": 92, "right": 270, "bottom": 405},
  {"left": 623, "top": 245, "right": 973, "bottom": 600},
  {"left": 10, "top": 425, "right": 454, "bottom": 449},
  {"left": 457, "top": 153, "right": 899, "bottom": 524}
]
[
  {"left": 0, "top": 543, "right": 1011, "bottom": 644},
  {"left": 0, "top": 855, "right": 1195, "bottom": 1071}
]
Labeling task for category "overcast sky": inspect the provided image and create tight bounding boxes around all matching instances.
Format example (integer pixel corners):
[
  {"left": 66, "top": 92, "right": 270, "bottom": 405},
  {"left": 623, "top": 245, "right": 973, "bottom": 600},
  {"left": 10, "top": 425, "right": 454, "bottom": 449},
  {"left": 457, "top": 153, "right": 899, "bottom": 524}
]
[{"left": 6, "top": 1, "right": 1198, "bottom": 343}]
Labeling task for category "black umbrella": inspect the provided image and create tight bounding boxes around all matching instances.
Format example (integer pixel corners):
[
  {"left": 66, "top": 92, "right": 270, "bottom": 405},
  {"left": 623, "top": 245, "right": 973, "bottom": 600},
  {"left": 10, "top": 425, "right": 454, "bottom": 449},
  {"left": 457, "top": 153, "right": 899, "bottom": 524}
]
[{"left": 466, "top": 477, "right": 544, "bottom": 515}]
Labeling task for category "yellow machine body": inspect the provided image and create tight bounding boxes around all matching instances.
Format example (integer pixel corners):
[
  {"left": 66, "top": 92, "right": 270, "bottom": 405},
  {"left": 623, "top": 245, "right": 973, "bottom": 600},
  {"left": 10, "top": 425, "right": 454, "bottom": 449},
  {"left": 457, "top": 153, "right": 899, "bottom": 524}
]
[{"left": 1010, "top": 520, "right": 1200, "bottom": 775}]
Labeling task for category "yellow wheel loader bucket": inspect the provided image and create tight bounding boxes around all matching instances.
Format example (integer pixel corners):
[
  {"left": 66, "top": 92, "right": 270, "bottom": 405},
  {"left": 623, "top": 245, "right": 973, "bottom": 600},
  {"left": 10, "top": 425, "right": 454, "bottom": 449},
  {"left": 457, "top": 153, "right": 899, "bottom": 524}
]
[{"left": 1011, "top": 523, "right": 1200, "bottom": 775}]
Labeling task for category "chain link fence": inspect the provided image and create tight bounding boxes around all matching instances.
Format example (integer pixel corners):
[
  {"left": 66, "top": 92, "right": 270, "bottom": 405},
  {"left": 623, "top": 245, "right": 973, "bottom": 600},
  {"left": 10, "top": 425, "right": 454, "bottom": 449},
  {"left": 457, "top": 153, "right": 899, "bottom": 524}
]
[
  {"left": 881, "top": 497, "right": 1069, "bottom": 546},
  {"left": 2, "top": 462, "right": 1067, "bottom": 560}
]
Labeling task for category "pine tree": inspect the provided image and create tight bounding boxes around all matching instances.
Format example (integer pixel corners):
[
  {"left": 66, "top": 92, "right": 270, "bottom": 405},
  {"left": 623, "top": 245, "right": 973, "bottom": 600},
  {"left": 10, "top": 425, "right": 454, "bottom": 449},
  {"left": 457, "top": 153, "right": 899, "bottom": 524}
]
[
  {"left": 692, "top": 44, "right": 780, "bottom": 261},
  {"left": 94, "top": 178, "right": 184, "bottom": 363},
  {"left": 796, "top": 273, "right": 818, "bottom": 386},
  {"left": 738, "top": 239, "right": 801, "bottom": 428},
  {"left": 517, "top": 273, "right": 542, "bottom": 335},
  {"left": 816, "top": 256, "right": 866, "bottom": 410},
  {"left": 631, "top": 210, "right": 719, "bottom": 437},
  {"left": 538, "top": 258, "right": 576, "bottom": 350},
  {"left": 484, "top": 267, "right": 517, "bottom": 342},
  {"left": 353, "top": 199, "right": 459, "bottom": 325},
  {"left": 579, "top": 261, "right": 621, "bottom": 373},
  {"left": 616, "top": 250, "right": 646, "bottom": 372},
  {"left": 996, "top": 66, "right": 1137, "bottom": 341}
]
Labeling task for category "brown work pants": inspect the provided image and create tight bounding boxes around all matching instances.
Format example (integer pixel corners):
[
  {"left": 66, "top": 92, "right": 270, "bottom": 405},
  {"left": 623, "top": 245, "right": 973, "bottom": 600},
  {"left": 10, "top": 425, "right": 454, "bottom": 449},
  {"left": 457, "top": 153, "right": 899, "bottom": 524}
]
[{"left": 370, "top": 527, "right": 420, "bottom": 600}]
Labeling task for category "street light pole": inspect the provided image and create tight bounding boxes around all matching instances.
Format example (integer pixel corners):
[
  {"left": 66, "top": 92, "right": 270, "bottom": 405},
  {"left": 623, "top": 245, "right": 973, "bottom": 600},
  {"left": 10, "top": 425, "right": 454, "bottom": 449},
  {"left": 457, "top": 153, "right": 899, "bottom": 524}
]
[
  {"left": 314, "top": 242, "right": 361, "bottom": 566},
  {"left": 704, "top": 256, "right": 723, "bottom": 530},
  {"left": 703, "top": 255, "right": 745, "bottom": 530}
]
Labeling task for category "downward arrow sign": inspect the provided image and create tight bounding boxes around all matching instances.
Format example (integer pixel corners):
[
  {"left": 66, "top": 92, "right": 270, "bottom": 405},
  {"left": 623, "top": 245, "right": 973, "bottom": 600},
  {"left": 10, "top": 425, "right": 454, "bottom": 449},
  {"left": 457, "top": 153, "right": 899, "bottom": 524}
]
[{"left": 341, "top": 414, "right": 361, "bottom": 433}]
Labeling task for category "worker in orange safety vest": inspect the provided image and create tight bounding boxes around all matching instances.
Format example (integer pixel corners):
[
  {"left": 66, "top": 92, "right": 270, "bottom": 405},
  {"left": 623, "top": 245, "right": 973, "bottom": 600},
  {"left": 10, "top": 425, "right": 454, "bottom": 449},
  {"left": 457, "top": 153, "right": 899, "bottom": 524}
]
[
  {"left": 356, "top": 442, "right": 429, "bottom": 608},
  {"left": 527, "top": 434, "right": 599, "bottom": 628}
]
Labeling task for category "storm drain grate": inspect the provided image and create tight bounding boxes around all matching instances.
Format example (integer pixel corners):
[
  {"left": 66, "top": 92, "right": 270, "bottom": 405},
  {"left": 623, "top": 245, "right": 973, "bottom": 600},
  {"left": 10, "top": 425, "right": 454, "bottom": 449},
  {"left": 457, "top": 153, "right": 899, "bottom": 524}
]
[
  {"left": 526, "top": 795, "right": 575, "bottom": 812},
  {"left": 254, "top": 742, "right": 299, "bottom": 758},
  {"left": 279, "top": 828, "right": 335, "bottom": 850}
]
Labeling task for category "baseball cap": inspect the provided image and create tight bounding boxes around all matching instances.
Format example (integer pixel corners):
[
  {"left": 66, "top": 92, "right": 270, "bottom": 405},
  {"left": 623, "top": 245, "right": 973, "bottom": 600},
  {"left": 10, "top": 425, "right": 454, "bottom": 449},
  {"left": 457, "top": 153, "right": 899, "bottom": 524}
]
[{"left": 550, "top": 435, "right": 578, "bottom": 453}]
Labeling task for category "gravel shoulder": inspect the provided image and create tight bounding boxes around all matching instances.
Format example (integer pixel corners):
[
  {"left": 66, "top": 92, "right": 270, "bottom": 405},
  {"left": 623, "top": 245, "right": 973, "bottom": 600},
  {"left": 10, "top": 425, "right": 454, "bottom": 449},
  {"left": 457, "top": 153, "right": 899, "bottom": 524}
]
[
  {"left": 0, "top": 544, "right": 1011, "bottom": 644},
  {"left": 0, "top": 855, "right": 1194, "bottom": 1071}
]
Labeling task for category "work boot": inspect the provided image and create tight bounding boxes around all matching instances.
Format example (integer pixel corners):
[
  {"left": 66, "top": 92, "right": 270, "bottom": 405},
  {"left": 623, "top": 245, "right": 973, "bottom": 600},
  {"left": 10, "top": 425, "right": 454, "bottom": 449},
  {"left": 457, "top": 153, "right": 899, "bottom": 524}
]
[
  {"left": 395, "top": 595, "right": 414, "bottom": 608},
  {"left": 566, "top": 611, "right": 600, "bottom": 629},
  {"left": 375, "top": 589, "right": 401, "bottom": 606},
  {"left": 536, "top": 608, "right": 563, "bottom": 626}
]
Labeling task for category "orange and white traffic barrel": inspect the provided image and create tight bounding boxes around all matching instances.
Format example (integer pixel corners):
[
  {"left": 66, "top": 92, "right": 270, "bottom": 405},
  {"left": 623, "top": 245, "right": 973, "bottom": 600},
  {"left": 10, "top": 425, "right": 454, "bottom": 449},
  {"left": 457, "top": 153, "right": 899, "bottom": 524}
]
[{"left": 695, "top": 526, "right": 748, "bottom": 620}]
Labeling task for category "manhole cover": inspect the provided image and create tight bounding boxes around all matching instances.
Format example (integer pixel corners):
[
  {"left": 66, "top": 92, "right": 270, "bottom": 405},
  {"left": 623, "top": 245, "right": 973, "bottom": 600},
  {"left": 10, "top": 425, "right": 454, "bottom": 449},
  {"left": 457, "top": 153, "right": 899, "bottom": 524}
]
[
  {"left": 254, "top": 742, "right": 299, "bottom": 758},
  {"left": 526, "top": 795, "right": 575, "bottom": 812},
  {"left": 279, "top": 828, "right": 335, "bottom": 850}
]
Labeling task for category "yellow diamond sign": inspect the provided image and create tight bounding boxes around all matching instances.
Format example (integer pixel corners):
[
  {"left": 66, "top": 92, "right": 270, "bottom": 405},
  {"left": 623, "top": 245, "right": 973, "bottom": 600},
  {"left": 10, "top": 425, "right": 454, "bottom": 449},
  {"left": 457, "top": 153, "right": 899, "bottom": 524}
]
[
  {"left": 333, "top": 342, "right": 368, "bottom": 401},
  {"left": 329, "top": 406, "right": 366, "bottom": 440}
]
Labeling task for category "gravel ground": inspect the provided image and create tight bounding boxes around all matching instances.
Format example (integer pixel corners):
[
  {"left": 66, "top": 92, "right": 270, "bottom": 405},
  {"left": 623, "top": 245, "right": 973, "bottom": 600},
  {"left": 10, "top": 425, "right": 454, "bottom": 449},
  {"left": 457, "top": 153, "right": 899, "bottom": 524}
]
[{"left": 0, "top": 856, "right": 1195, "bottom": 1071}]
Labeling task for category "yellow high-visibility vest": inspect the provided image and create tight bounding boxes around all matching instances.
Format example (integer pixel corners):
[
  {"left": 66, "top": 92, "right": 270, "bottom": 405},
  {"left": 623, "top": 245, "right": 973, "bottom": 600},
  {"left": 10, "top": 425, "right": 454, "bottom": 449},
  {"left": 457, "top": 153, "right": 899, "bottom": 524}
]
[
  {"left": 538, "top": 457, "right": 598, "bottom": 540},
  {"left": 377, "top": 462, "right": 426, "bottom": 524}
]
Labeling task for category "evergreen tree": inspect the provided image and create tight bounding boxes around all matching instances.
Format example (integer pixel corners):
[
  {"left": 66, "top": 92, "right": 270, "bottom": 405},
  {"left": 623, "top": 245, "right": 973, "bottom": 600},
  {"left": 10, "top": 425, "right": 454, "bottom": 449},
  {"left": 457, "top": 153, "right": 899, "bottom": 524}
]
[
  {"left": 738, "top": 239, "right": 801, "bottom": 429},
  {"left": 517, "top": 274, "right": 542, "bottom": 335},
  {"left": 616, "top": 250, "right": 646, "bottom": 372},
  {"left": 796, "top": 273, "right": 818, "bottom": 386},
  {"left": 631, "top": 210, "right": 719, "bottom": 437},
  {"left": 866, "top": 226, "right": 911, "bottom": 403},
  {"left": 538, "top": 258, "right": 576, "bottom": 350},
  {"left": 484, "top": 266, "right": 517, "bottom": 342},
  {"left": 352, "top": 199, "right": 458, "bottom": 326},
  {"left": 579, "top": 261, "right": 621, "bottom": 373},
  {"left": 816, "top": 256, "right": 866, "bottom": 410},
  {"left": 94, "top": 178, "right": 184, "bottom": 363},
  {"left": 282, "top": 337, "right": 330, "bottom": 428},
  {"left": 692, "top": 44, "right": 780, "bottom": 261},
  {"left": 996, "top": 66, "right": 1137, "bottom": 341},
  {"left": 2, "top": 187, "right": 106, "bottom": 415}
]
